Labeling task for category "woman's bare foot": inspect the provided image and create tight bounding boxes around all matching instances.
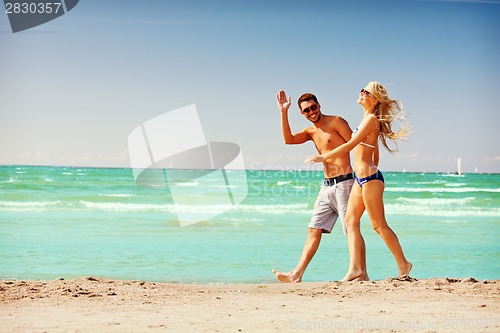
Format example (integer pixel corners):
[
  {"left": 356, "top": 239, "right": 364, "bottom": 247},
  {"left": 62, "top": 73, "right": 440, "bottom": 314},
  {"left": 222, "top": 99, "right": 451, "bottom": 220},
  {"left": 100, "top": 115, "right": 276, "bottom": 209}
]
[
  {"left": 352, "top": 274, "right": 370, "bottom": 281},
  {"left": 399, "top": 261, "right": 413, "bottom": 277},
  {"left": 342, "top": 269, "right": 369, "bottom": 282},
  {"left": 272, "top": 269, "right": 302, "bottom": 283}
]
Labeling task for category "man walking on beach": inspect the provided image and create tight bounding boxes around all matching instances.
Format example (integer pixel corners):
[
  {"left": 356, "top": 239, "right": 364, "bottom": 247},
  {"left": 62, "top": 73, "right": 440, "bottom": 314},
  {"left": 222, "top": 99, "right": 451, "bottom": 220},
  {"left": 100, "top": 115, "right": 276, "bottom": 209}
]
[{"left": 272, "top": 90, "right": 356, "bottom": 283}]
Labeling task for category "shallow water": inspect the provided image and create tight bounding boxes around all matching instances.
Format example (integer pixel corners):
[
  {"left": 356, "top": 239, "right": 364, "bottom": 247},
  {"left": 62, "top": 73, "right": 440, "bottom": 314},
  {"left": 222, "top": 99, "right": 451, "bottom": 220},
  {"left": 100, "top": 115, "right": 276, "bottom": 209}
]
[{"left": 1, "top": 166, "right": 498, "bottom": 283}]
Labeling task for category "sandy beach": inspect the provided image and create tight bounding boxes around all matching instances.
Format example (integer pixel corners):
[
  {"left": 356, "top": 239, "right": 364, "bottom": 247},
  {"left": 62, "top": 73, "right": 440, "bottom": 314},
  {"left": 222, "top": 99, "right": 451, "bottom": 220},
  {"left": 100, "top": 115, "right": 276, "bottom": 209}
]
[{"left": 1, "top": 276, "right": 498, "bottom": 332}]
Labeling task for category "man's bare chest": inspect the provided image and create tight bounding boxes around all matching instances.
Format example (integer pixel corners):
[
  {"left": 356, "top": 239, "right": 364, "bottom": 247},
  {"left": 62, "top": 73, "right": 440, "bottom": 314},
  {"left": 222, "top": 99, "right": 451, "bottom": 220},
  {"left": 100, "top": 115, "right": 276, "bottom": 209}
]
[{"left": 311, "top": 130, "right": 342, "bottom": 150}]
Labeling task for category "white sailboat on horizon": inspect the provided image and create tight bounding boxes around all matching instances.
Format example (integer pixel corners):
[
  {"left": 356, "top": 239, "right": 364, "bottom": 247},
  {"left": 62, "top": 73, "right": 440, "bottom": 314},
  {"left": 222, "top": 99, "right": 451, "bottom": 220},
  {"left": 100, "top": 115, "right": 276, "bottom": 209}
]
[{"left": 457, "top": 157, "right": 462, "bottom": 176}]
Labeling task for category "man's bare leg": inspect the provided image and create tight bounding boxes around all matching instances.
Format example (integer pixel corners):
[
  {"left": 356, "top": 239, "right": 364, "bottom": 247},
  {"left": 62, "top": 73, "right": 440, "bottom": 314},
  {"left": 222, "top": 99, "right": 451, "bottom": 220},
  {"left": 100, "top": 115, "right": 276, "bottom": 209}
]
[{"left": 272, "top": 228, "right": 323, "bottom": 283}]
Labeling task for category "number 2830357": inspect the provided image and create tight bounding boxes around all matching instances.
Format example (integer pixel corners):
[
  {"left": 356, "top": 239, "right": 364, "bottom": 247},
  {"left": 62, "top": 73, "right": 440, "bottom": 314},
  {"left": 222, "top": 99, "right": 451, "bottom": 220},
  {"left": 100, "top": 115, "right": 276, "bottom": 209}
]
[{"left": 5, "top": 2, "right": 63, "bottom": 14}]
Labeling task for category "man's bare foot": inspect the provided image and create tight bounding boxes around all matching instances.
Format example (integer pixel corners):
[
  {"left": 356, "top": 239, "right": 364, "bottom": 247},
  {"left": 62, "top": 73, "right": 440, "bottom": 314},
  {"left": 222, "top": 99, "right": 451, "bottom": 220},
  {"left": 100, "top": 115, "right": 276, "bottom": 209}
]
[
  {"left": 399, "top": 261, "right": 413, "bottom": 277},
  {"left": 342, "top": 269, "right": 368, "bottom": 282},
  {"left": 272, "top": 269, "right": 302, "bottom": 283}
]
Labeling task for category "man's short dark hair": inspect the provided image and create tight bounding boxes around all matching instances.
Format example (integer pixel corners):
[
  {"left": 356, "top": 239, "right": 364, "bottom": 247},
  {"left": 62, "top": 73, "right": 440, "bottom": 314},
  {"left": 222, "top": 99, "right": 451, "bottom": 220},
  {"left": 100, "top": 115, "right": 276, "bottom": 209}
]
[{"left": 297, "top": 93, "right": 318, "bottom": 110}]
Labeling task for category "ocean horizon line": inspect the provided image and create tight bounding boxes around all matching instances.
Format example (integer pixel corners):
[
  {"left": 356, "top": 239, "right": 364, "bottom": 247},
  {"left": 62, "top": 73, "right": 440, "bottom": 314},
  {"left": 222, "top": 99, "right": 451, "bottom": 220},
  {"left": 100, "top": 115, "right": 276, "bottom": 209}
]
[{"left": 1, "top": 164, "right": 498, "bottom": 175}]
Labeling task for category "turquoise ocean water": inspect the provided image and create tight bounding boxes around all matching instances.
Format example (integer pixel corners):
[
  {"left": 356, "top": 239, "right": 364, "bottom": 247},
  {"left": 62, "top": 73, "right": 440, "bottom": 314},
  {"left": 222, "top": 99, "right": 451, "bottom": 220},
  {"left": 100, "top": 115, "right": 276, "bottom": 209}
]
[{"left": 1, "top": 166, "right": 499, "bottom": 283}]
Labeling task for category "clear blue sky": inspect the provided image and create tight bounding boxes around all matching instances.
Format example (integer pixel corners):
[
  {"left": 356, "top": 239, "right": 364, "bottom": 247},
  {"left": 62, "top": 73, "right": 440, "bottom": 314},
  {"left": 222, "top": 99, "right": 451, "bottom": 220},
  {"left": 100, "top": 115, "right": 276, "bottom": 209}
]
[{"left": 1, "top": 0, "right": 499, "bottom": 173}]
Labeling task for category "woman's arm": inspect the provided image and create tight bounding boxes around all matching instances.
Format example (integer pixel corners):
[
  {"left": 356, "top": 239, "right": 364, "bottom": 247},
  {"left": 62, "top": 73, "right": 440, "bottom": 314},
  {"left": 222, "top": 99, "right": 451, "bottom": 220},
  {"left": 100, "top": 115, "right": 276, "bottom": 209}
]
[
  {"left": 305, "top": 114, "right": 378, "bottom": 164},
  {"left": 373, "top": 140, "right": 380, "bottom": 167}
]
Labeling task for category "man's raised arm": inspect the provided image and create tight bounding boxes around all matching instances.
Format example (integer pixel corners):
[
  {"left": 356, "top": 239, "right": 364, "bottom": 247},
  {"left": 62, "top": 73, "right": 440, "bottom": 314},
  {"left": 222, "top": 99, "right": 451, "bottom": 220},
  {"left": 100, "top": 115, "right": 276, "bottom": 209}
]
[{"left": 277, "top": 90, "right": 309, "bottom": 144}]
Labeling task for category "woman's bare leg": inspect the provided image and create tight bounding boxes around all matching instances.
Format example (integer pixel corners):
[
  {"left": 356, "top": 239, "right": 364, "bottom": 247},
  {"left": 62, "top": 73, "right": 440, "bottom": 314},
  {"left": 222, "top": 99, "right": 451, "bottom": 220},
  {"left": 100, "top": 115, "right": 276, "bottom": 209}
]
[
  {"left": 342, "top": 184, "right": 369, "bottom": 281},
  {"left": 363, "top": 180, "right": 412, "bottom": 276}
]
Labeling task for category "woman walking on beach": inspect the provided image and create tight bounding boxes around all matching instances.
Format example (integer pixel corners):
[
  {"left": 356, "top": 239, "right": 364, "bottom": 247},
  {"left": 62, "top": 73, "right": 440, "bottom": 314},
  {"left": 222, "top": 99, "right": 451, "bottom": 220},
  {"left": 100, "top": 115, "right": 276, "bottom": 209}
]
[{"left": 305, "top": 82, "right": 412, "bottom": 281}]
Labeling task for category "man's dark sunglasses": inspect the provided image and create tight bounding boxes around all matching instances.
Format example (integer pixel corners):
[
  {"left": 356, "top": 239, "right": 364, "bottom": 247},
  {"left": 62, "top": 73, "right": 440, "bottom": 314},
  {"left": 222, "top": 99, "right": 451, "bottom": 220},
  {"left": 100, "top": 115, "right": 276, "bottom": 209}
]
[{"left": 302, "top": 104, "right": 318, "bottom": 114}]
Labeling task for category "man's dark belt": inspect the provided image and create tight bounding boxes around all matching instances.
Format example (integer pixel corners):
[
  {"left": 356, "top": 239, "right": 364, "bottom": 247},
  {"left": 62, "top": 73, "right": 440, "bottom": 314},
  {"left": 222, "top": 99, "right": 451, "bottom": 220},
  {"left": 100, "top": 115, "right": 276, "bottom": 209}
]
[{"left": 323, "top": 173, "right": 354, "bottom": 186}]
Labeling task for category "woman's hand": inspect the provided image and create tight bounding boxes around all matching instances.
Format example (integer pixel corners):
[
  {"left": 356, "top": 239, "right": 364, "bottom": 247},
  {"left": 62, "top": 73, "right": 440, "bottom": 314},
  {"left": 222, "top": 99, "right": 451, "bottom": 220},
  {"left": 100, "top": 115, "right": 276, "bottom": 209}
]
[{"left": 305, "top": 154, "right": 325, "bottom": 164}]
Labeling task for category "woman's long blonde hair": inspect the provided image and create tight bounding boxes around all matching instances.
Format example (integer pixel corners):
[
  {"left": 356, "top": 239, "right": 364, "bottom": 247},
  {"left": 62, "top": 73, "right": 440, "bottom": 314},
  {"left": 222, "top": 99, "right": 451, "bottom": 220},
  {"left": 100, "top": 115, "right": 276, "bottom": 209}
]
[{"left": 367, "top": 81, "right": 411, "bottom": 153}]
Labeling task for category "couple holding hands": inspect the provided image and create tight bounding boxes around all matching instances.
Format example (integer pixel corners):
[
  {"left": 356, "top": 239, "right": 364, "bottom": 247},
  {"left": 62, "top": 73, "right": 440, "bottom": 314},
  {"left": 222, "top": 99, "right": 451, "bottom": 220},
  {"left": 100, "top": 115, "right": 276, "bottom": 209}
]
[{"left": 273, "top": 82, "right": 412, "bottom": 282}]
